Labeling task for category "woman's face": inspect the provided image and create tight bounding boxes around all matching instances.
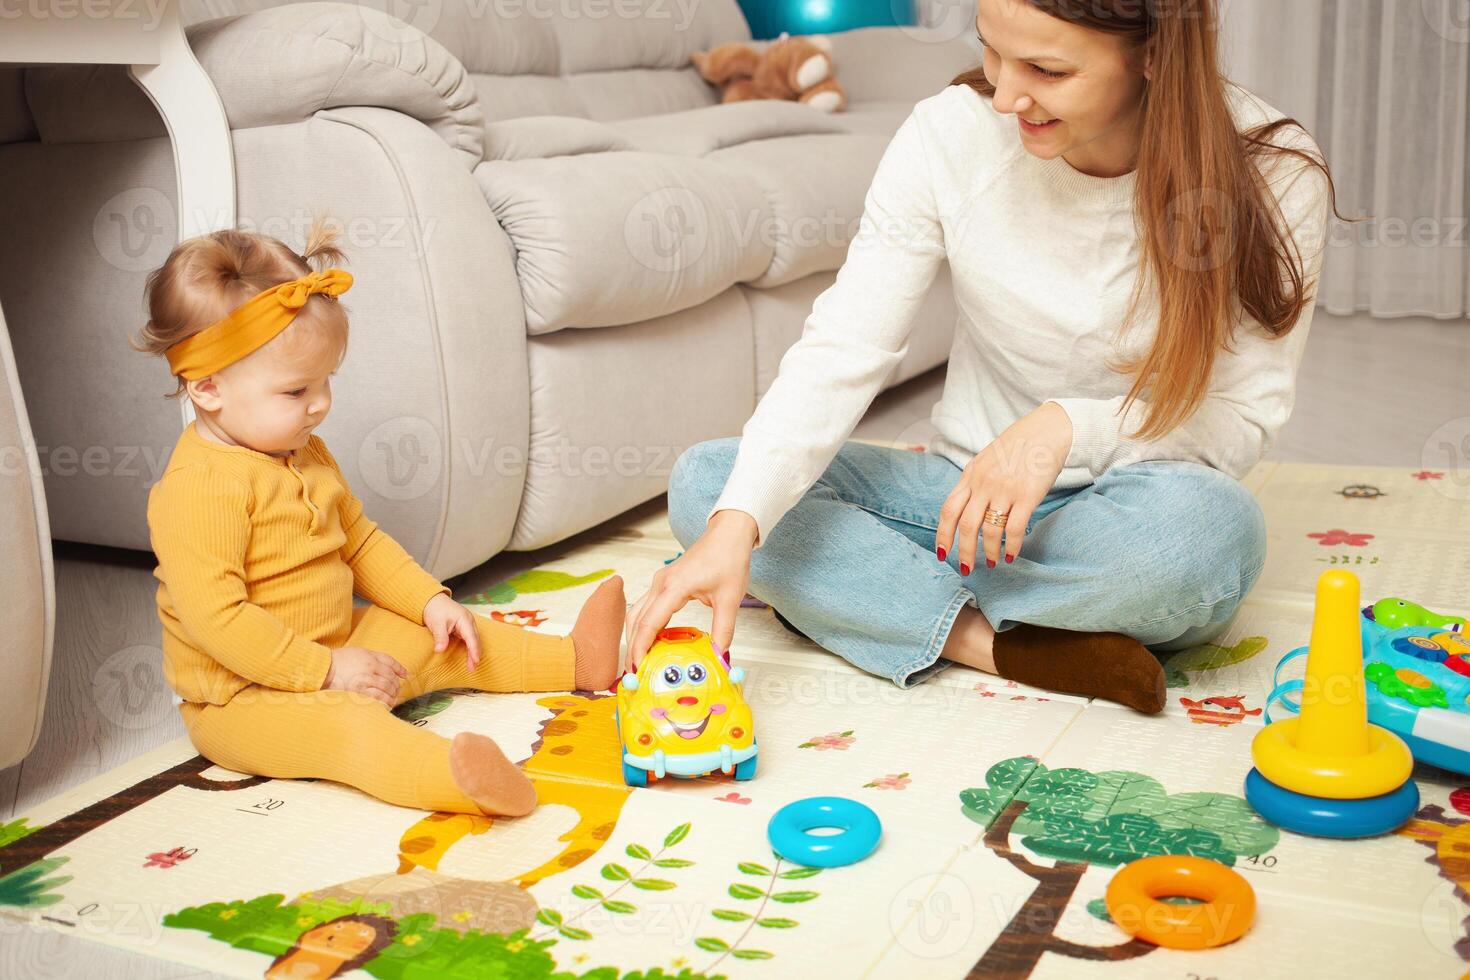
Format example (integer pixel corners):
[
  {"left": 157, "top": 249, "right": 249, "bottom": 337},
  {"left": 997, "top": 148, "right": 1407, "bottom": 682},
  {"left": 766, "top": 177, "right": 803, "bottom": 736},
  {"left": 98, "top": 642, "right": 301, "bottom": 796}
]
[{"left": 976, "top": 0, "right": 1151, "bottom": 177}]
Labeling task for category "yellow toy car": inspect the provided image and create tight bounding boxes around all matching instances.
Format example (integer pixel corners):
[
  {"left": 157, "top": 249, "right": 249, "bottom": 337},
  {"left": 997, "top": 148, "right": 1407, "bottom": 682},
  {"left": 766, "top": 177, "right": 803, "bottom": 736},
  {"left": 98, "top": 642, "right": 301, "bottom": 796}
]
[{"left": 616, "top": 626, "right": 757, "bottom": 786}]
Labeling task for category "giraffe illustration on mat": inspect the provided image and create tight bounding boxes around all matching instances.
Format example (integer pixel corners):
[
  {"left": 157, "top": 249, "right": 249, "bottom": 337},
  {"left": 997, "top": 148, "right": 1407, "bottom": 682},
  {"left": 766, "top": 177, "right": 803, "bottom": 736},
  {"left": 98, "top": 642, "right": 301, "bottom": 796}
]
[{"left": 395, "top": 693, "right": 633, "bottom": 886}]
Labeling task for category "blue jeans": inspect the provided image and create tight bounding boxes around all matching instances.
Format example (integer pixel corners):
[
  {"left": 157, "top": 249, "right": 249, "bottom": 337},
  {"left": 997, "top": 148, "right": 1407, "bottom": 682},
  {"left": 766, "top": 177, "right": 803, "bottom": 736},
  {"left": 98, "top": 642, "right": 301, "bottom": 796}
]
[{"left": 667, "top": 438, "right": 1267, "bottom": 688}]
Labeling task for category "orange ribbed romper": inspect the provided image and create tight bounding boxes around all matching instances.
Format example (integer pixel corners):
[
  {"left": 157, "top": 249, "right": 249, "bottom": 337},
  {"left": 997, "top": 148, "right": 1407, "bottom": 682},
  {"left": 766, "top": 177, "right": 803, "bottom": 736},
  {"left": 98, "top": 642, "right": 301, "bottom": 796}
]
[{"left": 147, "top": 422, "right": 575, "bottom": 813}]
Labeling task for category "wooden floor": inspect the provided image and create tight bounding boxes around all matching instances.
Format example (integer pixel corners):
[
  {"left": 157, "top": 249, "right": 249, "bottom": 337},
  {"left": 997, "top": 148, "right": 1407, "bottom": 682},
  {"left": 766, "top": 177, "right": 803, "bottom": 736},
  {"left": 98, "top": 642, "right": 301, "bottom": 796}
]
[{"left": 3, "top": 310, "right": 1467, "bottom": 977}]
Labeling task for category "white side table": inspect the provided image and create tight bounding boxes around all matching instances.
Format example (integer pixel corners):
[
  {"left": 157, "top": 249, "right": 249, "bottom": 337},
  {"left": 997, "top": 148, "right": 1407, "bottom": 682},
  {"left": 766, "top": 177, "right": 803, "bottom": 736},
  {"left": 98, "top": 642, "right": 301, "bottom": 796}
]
[
  {"left": 0, "top": 0, "right": 234, "bottom": 764},
  {"left": 0, "top": 0, "right": 234, "bottom": 428}
]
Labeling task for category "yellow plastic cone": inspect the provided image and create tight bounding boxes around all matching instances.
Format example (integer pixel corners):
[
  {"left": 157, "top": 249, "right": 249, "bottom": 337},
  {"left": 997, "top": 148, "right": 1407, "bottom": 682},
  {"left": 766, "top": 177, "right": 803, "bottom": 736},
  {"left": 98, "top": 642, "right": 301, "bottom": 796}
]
[
  {"left": 1295, "top": 570, "right": 1369, "bottom": 756},
  {"left": 1250, "top": 570, "right": 1414, "bottom": 799}
]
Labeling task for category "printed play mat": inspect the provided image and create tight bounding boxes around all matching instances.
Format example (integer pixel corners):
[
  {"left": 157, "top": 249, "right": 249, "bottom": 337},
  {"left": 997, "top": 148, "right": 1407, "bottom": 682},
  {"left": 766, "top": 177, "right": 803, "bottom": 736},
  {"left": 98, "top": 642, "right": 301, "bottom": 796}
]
[{"left": 3, "top": 455, "right": 1469, "bottom": 977}]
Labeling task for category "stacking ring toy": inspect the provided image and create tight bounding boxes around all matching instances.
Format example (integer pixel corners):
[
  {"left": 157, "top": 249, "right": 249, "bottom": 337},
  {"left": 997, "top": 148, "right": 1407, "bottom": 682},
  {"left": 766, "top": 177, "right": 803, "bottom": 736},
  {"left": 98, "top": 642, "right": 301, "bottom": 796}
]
[
  {"left": 1251, "top": 716, "right": 1414, "bottom": 799},
  {"left": 1104, "top": 855, "right": 1255, "bottom": 951},
  {"left": 1244, "top": 767, "right": 1419, "bottom": 839},
  {"left": 767, "top": 797, "right": 881, "bottom": 868}
]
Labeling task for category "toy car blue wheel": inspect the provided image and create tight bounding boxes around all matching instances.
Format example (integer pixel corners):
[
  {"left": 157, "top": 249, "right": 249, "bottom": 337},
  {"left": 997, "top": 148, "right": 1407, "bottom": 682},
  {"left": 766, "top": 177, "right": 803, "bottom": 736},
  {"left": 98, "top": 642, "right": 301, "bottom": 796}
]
[
  {"left": 622, "top": 759, "right": 648, "bottom": 787},
  {"left": 734, "top": 748, "right": 758, "bottom": 781}
]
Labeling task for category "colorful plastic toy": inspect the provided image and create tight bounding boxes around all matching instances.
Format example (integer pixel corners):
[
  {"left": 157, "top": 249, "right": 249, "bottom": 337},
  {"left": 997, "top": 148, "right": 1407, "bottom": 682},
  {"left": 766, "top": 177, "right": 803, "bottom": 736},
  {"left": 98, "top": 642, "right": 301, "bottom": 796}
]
[
  {"left": 1242, "top": 769, "right": 1420, "bottom": 839},
  {"left": 1105, "top": 856, "right": 1255, "bottom": 950},
  {"left": 615, "top": 626, "right": 756, "bottom": 786},
  {"left": 1246, "top": 570, "right": 1418, "bottom": 838},
  {"left": 1267, "top": 595, "right": 1470, "bottom": 775},
  {"left": 767, "top": 797, "right": 882, "bottom": 868},
  {"left": 1364, "top": 597, "right": 1466, "bottom": 632}
]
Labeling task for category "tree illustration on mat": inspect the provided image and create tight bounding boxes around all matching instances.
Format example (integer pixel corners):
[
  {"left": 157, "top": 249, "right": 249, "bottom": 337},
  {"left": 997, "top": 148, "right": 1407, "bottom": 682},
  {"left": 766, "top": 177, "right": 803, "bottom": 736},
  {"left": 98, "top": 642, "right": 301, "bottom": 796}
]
[
  {"left": 167, "top": 892, "right": 712, "bottom": 980},
  {"left": 960, "top": 756, "right": 1280, "bottom": 978}
]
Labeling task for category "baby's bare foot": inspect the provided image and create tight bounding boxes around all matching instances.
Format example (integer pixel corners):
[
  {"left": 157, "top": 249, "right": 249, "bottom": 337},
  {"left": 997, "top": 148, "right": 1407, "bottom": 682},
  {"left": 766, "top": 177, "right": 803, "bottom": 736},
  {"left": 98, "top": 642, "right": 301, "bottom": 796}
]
[
  {"left": 571, "top": 575, "right": 626, "bottom": 691},
  {"left": 449, "top": 732, "right": 537, "bottom": 816}
]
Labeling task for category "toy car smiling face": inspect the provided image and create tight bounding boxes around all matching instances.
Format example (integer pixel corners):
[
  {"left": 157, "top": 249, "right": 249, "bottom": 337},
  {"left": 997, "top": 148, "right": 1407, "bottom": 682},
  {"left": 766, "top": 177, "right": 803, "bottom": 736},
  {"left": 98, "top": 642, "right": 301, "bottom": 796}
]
[{"left": 617, "top": 627, "right": 755, "bottom": 780}]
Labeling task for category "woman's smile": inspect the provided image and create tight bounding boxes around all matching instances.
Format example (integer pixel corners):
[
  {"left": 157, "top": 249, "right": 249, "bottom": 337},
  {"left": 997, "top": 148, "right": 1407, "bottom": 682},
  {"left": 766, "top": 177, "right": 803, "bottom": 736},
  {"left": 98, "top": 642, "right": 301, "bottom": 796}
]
[{"left": 1019, "top": 116, "right": 1061, "bottom": 135}]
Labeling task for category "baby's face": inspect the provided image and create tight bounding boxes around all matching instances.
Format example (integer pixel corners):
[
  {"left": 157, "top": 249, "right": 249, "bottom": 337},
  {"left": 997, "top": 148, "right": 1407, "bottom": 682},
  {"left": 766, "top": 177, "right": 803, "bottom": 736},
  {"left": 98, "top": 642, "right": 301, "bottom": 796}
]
[{"left": 205, "top": 340, "right": 337, "bottom": 457}]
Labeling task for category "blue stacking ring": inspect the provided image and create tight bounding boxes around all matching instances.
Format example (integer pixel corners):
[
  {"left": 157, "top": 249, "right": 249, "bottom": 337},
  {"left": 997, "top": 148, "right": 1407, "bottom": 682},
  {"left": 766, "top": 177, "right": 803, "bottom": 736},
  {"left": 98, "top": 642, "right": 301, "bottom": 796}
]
[
  {"left": 1244, "top": 767, "right": 1419, "bottom": 839},
  {"left": 767, "top": 796, "right": 882, "bottom": 868}
]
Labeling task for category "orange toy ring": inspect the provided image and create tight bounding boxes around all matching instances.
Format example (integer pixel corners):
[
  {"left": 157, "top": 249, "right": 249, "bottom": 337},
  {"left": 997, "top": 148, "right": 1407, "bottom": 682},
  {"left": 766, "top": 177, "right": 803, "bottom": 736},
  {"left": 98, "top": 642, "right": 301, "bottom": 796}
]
[{"left": 1104, "top": 856, "right": 1256, "bottom": 950}]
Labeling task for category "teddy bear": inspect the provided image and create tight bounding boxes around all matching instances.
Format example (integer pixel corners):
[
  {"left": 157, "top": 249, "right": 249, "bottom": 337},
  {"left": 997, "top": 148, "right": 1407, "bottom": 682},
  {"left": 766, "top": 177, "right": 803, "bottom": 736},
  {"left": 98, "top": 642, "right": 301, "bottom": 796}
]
[{"left": 690, "top": 33, "right": 848, "bottom": 113}]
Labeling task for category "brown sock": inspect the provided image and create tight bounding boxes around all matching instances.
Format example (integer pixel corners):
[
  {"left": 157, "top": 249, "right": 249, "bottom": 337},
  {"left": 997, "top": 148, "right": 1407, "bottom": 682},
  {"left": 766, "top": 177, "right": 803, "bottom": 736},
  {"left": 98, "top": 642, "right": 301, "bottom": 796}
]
[
  {"left": 571, "top": 575, "right": 626, "bottom": 692},
  {"left": 449, "top": 732, "right": 538, "bottom": 817},
  {"left": 991, "top": 623, "right": 1167, "bottom": 714}
]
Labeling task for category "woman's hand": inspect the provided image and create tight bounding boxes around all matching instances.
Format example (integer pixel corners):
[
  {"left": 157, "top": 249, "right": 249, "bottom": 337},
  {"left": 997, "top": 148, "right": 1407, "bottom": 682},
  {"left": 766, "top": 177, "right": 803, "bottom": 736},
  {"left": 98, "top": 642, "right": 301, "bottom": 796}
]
[
  {"left": 325, "top": 646, "right": 408, "bottom": 706},
  {"left": 936, "top": 401, "right": 1073, "bottom": 571},
  {"left": 625, "top": 509, "right": 758, "bottom": 670},
  {"left": 423, "top": 592, "right": 484, "bottom": 670}
]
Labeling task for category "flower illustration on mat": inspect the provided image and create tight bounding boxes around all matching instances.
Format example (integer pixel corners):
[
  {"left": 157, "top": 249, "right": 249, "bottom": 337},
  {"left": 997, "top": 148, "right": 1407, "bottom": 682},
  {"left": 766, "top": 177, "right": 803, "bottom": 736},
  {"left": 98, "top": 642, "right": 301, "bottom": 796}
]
[
  {"left": 1307, "top": 529, "right": 1374, "bottom": 547},
  {"left": 799, "top": 730, "right": 855, "bottom": 751},
  {"left": 864, "top": 773, "right": 912, "bottom": 791},
  {"left": 715, "top": 791, "right": 752, "bottom": 805},
  {"left": 489, "top": 609, "right": 547, "bottom": 628},
  {"left": 144, "top": 846, "right": 193, "bottom": 869},
  {"left": 1411, "top": 470, "right": 1444, "bottom": 481}
]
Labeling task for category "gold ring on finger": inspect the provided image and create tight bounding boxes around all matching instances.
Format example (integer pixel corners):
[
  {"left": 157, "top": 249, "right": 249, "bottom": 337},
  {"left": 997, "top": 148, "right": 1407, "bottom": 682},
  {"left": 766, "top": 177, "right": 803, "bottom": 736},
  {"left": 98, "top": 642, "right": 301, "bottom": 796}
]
[{"left": 983, "top": 507, "right": 1010, "bottom": 528}]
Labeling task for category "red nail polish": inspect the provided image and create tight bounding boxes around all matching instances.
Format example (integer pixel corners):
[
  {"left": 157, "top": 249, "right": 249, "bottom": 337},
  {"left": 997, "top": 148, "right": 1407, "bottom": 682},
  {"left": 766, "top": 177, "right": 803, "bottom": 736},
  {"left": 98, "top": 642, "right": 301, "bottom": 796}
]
[
  {"left": 960, "top": 562, "right": 971, "bottom": 576},
  {"left": 1005, "top": 553, "right": 1014, "bottom": 564},
  {"left": 937, "top": 546, "right": 947, "bottom": 562},
  {"left": 986, "top": 558, "right": 996, "bottom": 569}
]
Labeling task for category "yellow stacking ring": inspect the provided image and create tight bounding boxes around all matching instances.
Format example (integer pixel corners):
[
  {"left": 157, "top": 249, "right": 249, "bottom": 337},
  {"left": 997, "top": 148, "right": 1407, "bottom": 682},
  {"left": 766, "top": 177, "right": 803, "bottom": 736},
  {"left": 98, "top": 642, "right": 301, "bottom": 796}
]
[
  {"left": 1105, "top": 856, "right": 1255, "bottom": 951},
  {"left": 1251, "top": 717, "right": 1414, "bottom": 799}
]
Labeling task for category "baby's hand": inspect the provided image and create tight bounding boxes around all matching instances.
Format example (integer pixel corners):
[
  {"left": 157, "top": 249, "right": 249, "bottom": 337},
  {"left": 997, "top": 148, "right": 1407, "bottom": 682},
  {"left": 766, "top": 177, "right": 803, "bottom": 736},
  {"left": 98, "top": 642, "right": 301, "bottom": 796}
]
[
  {"left": 325, "top": 646, "right": 407, "bottom": 706},
  {"left": 424, "top": 593, "right": 483, "bottom": 671}
]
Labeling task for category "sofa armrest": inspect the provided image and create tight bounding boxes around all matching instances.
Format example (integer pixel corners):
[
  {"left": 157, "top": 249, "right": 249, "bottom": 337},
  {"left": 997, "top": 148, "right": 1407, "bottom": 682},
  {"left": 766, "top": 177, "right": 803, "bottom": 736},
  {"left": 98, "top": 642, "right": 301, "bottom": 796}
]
[
  {"left": 826, "top": 25, "right": 981, "bottom": 105},
  {"left": 24, "top": 2, "right": 484, "bottom": 167}
]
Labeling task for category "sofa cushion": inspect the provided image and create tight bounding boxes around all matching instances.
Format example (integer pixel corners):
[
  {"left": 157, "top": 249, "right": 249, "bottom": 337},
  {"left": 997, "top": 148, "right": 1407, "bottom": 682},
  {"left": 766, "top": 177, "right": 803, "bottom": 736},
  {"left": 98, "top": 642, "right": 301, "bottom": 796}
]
[
  {"left": 483, "top": 115, "right": 634, "bottom": 160},
  {"left": 706, "top": 130, "right": 890, "bottom": 289},
  {"left": 509, "top": 287, "right": 755, "bottom": 550},
  {"left": 619, "top": 100, "right": 847, "bottom": 156},
  {"left": 429, "top": 0, "right": 746, "bottom": 122},
  {"left": 475, "top": 150, "right": 772, "bottom": 334},
  {"left": 838, "top": 99, "right": 918, "bottom": 137}
]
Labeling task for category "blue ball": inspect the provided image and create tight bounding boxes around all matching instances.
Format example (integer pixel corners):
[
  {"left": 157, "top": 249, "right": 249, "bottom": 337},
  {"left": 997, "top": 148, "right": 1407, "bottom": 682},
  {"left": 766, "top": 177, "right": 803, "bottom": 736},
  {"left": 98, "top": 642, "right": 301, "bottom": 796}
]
[
  {"left": 1244, "top": 768, "right": 1419, "bottom": 839},
  {"left": 739, "top": 0, "right": 916, "bottom": 40}
]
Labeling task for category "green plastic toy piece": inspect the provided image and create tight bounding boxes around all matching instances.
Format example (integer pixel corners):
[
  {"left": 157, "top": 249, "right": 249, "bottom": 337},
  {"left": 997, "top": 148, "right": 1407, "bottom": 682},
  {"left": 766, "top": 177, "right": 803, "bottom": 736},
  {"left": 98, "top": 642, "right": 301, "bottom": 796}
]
[{"left": 1369, "top": 597, "right": 1467, "bottom": 631}]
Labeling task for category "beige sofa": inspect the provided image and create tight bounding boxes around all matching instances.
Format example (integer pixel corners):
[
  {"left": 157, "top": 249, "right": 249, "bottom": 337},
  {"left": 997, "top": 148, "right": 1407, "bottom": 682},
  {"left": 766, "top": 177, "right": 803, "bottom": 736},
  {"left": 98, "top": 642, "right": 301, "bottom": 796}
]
[
  {"left": 0, "top": 0, "right": 971, "bottom": 580},
  {"left": 0, "top": 299, "right": 54, "bottom": 769}
]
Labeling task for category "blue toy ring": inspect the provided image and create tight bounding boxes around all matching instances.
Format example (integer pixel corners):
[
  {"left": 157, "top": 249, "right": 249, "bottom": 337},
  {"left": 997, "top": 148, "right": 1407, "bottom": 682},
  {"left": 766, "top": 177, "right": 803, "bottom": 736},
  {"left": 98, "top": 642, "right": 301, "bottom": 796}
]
[
  {"left": 767, "top": 796, "right": 881, "bottom": 868},
  {"left": 1244, "top": 768, "right": 1419, "bottom": 839}
]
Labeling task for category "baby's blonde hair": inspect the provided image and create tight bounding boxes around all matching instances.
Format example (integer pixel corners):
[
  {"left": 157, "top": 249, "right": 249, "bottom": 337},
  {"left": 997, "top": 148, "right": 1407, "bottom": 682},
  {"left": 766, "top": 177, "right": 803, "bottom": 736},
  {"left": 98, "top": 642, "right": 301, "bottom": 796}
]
[{"left": 131, "top": 216, "right": 351, "bottom": 400}]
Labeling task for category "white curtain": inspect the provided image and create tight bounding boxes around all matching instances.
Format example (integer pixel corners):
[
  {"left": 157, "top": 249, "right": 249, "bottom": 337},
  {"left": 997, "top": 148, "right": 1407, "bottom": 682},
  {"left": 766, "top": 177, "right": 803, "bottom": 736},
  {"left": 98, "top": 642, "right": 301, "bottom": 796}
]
[{"left": 1220, "top": 0, "right": 1470, "bottom": 319}]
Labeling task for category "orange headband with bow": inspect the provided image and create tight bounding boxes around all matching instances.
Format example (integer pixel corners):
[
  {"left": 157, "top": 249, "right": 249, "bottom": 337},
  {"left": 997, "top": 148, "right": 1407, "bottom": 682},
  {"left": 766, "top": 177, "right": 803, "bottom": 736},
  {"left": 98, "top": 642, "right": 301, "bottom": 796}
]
[{"left": 165, "top": 268, "right": 353, "bottom": 380}]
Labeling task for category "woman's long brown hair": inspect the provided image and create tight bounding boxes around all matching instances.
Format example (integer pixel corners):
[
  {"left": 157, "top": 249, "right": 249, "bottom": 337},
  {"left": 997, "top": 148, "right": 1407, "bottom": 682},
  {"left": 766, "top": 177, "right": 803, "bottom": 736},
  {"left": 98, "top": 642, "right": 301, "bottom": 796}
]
[{"left": 953, "top": 0, "right": 1346, "bottom": 440}]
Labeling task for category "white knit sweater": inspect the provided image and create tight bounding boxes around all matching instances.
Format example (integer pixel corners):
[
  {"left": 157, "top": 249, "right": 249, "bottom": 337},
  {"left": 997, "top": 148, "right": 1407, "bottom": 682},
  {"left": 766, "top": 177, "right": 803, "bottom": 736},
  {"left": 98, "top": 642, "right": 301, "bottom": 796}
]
[{"left": 710, "top": 81, "right": 1332, "bottom": 547}]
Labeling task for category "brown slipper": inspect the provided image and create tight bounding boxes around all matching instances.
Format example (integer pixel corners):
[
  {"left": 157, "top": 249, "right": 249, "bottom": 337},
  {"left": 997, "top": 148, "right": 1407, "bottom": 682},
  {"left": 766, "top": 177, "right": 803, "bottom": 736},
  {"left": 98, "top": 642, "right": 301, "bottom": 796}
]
[{"left": 991, "top": 623, "right": 1167, "bottom": 714}]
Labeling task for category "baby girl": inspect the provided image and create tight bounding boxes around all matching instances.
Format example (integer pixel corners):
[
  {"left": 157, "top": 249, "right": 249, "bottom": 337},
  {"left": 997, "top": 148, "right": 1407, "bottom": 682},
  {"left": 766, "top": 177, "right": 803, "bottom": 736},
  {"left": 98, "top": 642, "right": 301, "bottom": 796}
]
[{"left": 133, "top": 220, "right": 624, "bottom": 817}]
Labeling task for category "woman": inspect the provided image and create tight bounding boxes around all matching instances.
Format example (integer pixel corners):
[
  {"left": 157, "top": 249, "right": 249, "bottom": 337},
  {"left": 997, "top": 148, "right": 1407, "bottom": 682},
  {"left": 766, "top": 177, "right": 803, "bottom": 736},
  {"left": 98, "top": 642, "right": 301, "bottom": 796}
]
[{"left": 626, "top": 0, "right": 1339, "bottom": 713}]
